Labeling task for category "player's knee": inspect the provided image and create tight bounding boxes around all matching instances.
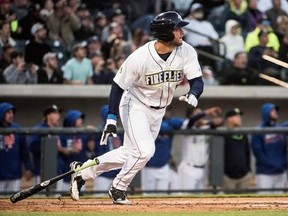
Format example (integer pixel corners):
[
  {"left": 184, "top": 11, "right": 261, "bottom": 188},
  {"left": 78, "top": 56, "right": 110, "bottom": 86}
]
[{"left": 132, "top": 145, "right": 155, "bottom": 161}]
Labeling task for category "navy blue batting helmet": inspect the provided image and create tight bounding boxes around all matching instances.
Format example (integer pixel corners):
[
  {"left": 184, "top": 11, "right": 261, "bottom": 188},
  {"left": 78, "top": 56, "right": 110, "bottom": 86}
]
[{"left": 150, "top": 11, "right": 189, "bottom": 42}]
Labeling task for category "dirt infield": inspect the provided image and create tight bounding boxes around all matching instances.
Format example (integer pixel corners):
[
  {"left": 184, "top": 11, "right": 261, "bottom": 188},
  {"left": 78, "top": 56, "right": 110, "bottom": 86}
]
[{"left": 1, "top": 196, "right": 288, "bottom": 213}]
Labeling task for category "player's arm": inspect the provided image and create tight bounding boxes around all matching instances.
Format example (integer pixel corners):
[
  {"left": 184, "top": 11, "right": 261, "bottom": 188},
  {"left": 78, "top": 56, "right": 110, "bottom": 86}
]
[
  {"left": 181, "top": 76, "right": 204, "bottom": 107},
  {"left": 100, "top": 81, "right": 124, "bottom": 145}
]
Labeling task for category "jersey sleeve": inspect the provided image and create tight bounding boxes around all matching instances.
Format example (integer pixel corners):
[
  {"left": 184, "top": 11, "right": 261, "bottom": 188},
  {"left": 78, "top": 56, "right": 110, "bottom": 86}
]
[
  {"left": 182, "top": 44, "right": 202, "bottom": 80},
  {"left": 113, "top": 53, "right": 140, "bottom": 90}
]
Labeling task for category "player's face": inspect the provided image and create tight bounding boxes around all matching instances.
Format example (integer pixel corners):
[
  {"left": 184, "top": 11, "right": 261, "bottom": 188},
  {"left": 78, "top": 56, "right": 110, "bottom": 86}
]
[
  {"left": 172, "top": 27, "right": 184, "bottom": 46},
  {"left": 3, "top": 109, "right": 14, "bottom": 125}
]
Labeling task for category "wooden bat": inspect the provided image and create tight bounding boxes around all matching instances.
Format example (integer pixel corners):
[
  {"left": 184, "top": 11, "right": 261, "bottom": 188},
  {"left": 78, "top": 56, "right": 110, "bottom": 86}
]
[
  {"left": 10, "top": 158, "right": 99, "bottom": 203},
  {"left": 262, "top": 55, "right": 288, "bottom": 69}
]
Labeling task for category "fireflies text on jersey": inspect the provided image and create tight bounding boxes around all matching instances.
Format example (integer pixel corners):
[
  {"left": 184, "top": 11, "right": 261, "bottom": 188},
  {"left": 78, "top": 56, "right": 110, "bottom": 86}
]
[{"left": 145, "top": 70, "right": 184, "bottom": 85}]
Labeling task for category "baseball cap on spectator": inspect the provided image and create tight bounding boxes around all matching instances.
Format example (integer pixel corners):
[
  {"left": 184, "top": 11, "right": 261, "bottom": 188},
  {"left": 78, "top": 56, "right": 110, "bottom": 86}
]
[
  {"left": 190, "top": 3, "right": 204, "bottom": 12},
  {"left": 43, "top": 52, "right": 57, "bottom": 65},
  {"left": 95, "top": 11, "right": 106, "bottom": 21},
  {"left": 87, "top": 36, "right": 99, "bottom": 45},
  {"left": 260, "top": 18, "right": 271, "bottom": 26},
  {"left": 225, "top": 108, "right": 243, "bottom": 119},
  {"left": 43, "top": 104, "right": 62, "bottom": 116},
  {"left": 31, "top": 23, "right": 44, "bottom": 36},
  {"left": 72, "top": 42, "right": 86, "bottom": 54}
]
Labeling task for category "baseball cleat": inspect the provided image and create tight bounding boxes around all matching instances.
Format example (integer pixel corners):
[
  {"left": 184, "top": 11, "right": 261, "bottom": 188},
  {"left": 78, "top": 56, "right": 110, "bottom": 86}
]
[
  {"left": 109, "top": 186, "right": 131, "bottom": 205},
  {"left": 70, "top": 161, "right": 85, "bottom": 201}
]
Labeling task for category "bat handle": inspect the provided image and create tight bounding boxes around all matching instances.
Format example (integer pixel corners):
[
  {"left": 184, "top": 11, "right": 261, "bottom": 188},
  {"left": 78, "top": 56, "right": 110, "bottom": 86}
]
[{"left": 179, "top": 95, "right": 188, "bottom": 102}]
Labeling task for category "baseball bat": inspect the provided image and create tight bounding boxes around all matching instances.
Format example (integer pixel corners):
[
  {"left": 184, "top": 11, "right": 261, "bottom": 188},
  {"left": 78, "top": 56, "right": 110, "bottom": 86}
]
[{"left": 10, "top": 158, "right": 99, "bottom": 203}]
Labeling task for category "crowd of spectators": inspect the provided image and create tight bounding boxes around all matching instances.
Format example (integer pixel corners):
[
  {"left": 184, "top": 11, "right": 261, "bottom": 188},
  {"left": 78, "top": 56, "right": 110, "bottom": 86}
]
[{"left": 0, "top": 0, "right": 287, "bottom": 86}]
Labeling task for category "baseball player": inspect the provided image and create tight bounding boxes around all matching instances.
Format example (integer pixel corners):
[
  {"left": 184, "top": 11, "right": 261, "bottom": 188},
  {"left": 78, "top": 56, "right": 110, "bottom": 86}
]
[{"left": 70, "top": 11, "right": 204, "bottom": 204}]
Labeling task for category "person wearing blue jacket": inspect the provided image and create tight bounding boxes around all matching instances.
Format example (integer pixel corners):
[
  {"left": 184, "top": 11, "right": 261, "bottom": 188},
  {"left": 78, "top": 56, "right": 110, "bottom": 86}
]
[
  {"left": 58, "top": 109, "right": 93, "bottom": 192},
  {"left": 29, "top": 104, "right": 62, "bottom": 184},
  {"left": 251, "top": 103, "right": 288, "bottom": 193},
  {"left": 93, "top": 105, "right": 121, "bottom": 196},
  {"left": 0, "top": 102, "right": 32, "bottom": 192},
  {"left": 141, "top": 107, "right": 184, "bottom": 193}
]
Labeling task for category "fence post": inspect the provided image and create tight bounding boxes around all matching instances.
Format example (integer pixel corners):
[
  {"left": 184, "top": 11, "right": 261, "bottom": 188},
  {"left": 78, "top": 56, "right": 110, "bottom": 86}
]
[
  {"left": 209, "top": 135, "right": 224, "bottom": 194},
  {"left": 41, "top": 136, "right": 58, "bottom": 192}
]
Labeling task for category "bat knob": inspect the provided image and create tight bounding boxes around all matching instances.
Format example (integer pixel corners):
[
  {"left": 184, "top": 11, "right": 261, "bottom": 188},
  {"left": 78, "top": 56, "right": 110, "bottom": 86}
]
[{"left": 179, "top": 95, "right": 188, "bottom": 102}]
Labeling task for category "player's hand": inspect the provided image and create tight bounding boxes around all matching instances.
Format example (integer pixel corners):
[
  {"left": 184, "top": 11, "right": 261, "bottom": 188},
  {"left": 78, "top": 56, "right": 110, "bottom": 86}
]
[
  {"left": 179, "top": 94, "right": 198, "bottom": 107},
  {"left": 205, "top": 107, "right": 222, "bottom": 117},
  {"left": 100, "top": 118, "right": 117, "bottom": 145}
]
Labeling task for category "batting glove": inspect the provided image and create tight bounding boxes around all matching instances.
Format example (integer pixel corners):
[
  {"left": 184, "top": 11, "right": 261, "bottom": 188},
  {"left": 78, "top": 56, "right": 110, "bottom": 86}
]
[
  {"left": 179, "top": 94, "right": 198, "bottom": 107},
  {"left": 100, "top": 116, "right": 117, "bottom": 146}
]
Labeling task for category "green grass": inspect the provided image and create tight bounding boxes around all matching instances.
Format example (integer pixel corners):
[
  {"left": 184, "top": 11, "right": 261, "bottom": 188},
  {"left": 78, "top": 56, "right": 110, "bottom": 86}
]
[{"left": 1, "top": 211, "right": 288, "bottom": 216}]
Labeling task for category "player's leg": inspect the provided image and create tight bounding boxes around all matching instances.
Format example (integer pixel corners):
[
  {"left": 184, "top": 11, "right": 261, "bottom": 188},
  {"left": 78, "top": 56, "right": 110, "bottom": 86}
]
[
  {"left": 155, "top": 164, "right": 169, "bottom": 192},
  {"left": 6, "top": 179, "right": 21, "bottom": 192},
  {"left": 256, "top": 174, "right": 274, "bottom": 194},
  {"left": 70, "top": 146, "right": 129, "bottom": 201},
  {"left": 273, "top": 172, "right": 287, "bottom": 193}
]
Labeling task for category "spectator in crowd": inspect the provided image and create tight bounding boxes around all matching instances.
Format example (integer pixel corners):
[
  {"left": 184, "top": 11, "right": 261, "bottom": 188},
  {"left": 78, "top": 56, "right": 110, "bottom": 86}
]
[
  {"left": 275, "top": 15, "right": 288, "bottom": 41},
  {"left": 86, "top": 36, "right": 102, "bottom": 57},
  {"left": 178, "top": 106, "right": 223, "bottom": 192},
  {"left": 46, "top": 0, "right": 81, "bottom": 46},
  {"left": 29, "top": 104, "right": 62, "bottom": 184},
  {"left": 94, "top": 12, "right": 107, "bottom": 41},
  {"left": 266, "top": 0, "right": 287, "bottom": 35},
  {"left": 93, "top": 105, "right": 121, "bottom": 196},
  {"left": 57, "top": 109, "right": 92, "bottom": 191},
  {"left": 0, "top": 21, "right": 16, "bottom": 51},
  {"left": 12, "top": 0, "right": 29, "bottom": 20},
  {"left": 102, "top": 22, "right": 125, "bottom": 60},
  {"left": 3, "top": 50, "right": 38, "bottom": 84},
  {"left": 0, "top": 0, "right": 15, "bottom": 24},
  {"left": 141, "top": 107, "right": 183, "bottom": 194},
  {"left": 202, "top": 65, "right": 219, "bottom": 86},
  {"left": 63, "top": 43, "right": 93, "bottom": 85},
  {"left": 257, "top": 0, "right": 288, "bottom": 14},
  {"left": 245, "top": 18, "right": 280, "bottom": 52},
  {"left": 121, "top": 28, "right": 149, "bottom": 58},
  {"left": 251, "top": 103, "right": 288, "bottom": 193},
  {"left": 219, "top": 0, "right": 250, "bottom": 38},
  {"left": 67, "top": 0, "right": 81, "bottom": 13},
  {"left": 0, "top": 102, "right": 32, "bottom": 192},
  {"left": 25, "top": 23, "right": 52, "bottom": 67},
  {"left": 247, "top": 0, "right": 264, "bottom": 32},
  {"left": 102, "top": 8, "right": 131, "bottom": 42},
  {"left": 220, "top": 51, "right": 260, "bottom": 85},
  {"left": 248, "top": 29, "right": 280, "bottom": 78},
  {"left": 74, "top": 4, "right": 95, "bottom": 41},
  {"left": 37, "top": 52, "right": 63, "bottom": 84},
  {"left": 39, "top": 0, "right": 54, "bottom": 20},
  {"left": 0, "top": 44, "right": 14, "bottom": 72},
  {"left": 15, "top": 3, "right": 44, "bottom": 40},
  {"left": 183, "top": 3, "right": 219, "bottom": 67},
  {"left": 219, "top": 19, "right": 245, "bottom": 61},
  {"left": 223, "top": 108, "right": 252, "bottom": 191},
  {"left": 279, "top": 33, "right": 288, "bottom": 63},
  {"left": 91, "top": 53, "right": 117, "bottom": 84}
]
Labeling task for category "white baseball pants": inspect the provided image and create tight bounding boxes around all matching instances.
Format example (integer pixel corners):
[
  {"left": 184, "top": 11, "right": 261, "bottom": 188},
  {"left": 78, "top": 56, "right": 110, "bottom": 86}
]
[{"left": 81, "top": 94, "right": 165, "bottom": 191}]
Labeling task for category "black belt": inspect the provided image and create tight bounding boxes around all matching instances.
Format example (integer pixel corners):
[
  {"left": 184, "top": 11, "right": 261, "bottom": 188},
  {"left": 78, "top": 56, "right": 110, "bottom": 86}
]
[
  {"left": 193, "top": 165, "right": 205, "bottom": 169},
  {"left": 150, "top": 106, "right": 166, "bottom": 110}
]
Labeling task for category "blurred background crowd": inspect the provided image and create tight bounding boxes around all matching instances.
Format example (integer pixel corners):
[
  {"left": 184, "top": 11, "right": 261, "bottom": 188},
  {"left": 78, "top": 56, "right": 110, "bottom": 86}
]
[{"left": 0, "top": 0, "right": 288, "bottom": 86}]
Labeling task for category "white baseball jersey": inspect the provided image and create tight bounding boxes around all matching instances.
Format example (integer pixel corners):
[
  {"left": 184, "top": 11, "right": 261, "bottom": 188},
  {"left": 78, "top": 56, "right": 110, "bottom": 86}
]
[{"left": 114, "top": 40, "right": 202, "bottom": 108}]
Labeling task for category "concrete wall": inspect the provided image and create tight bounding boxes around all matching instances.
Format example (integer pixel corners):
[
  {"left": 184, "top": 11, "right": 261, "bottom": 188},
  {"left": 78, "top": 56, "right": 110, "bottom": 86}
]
[{"left": 1, "top": 85, "right": 287, "bottom": 127}]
